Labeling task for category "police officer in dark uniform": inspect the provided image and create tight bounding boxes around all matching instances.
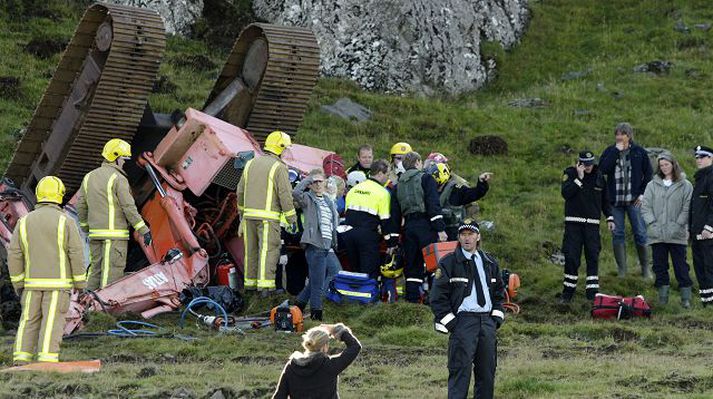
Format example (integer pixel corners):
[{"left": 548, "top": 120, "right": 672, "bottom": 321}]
[
  {"left": 430, "top": 219, "right": 505, "bottom": 399},
  {"left": 429, "top": 163, "right": 491, "bottom": 240},
  {"left": 397, "top": 152, "right": 447, "bottom": 303},
  {"left": 559, "top": 151, "right": 615, "bottom": 303},
  {"left": 343, "top": 159, "right": 397, "bottom": 278},
  {"left": 690, "top": 145, "right": 713, "bottom": 306}
]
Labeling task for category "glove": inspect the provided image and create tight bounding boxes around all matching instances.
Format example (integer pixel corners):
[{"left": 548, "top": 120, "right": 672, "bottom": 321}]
[
  {"left": 492, "top": 316, "right": 504, "bottom": 330},
  {"left": 143, "top": 232, "right": 153, "bottom": 246},
  {"left": 279, "top": 254, "right": 289, "bottom": 266}
]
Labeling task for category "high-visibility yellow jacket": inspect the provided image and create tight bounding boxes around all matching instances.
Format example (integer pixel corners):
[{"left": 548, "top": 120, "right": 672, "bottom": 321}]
[
  {"left": 8, "top": 203, "right": 86, "bottom": 291},
  {"left": 76, "top": 162, "right": 149, "bottom": 240},
  {"left": 236, "top": 154, "right": 297, "bottom": 224}
]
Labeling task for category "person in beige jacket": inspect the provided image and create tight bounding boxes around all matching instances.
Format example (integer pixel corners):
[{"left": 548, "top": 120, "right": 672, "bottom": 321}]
[
  {"left": 8, "top": 176, "right": 86, "bottom": 364},
  {"left": 641, "top": 152, "right": 694, "bottom": 307},
  {"left": 76, "top": 139, "right": 151, "bottom": 290},
  {"left": 236, "top": 131, "right": 297, "bottom": 294}
]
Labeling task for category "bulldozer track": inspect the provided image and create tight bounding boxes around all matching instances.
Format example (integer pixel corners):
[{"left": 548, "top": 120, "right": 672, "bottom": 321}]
[
  {"left": 5, "top": 3, "right": 165, "bottom": 195},
  {"left": 206, "top": 23, "right": 320, "bottom": 142}
]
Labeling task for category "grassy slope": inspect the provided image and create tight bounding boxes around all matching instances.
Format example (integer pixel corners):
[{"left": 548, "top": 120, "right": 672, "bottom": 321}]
[{"left": 2, "top": 0, "right": 713, "bottom": 397}]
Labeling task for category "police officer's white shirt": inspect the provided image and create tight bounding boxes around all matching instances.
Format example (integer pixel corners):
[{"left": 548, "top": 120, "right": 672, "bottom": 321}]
[{"left": 457, "top": 248, "right": 493, "bottom": 313}]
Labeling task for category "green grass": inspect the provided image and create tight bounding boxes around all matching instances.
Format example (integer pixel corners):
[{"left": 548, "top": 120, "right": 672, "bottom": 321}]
[{"left": 3, "top": 0, "right": 713, "bottom": 397}]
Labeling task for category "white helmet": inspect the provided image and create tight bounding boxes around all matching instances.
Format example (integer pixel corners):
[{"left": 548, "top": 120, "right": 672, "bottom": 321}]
[{"left": 346, "top": 171, "right": 367, "bottom": 188}]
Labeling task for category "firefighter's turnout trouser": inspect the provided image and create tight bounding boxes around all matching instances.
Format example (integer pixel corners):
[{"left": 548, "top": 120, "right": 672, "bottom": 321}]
[
  {"left": 243, "top": 219, "right": 281, "bottom": 290},
  {"left": 87, "top": 239, "right": 128, "bottom": 290},
  {"left": 14, "top": 290, "right": 71, "bottom": 363}
]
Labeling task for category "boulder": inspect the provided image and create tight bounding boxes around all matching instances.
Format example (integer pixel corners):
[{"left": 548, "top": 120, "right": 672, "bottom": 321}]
[
  {"left": 107, "top": 0, "right": 203, "bottom": 36},
  {"left": 252, "top": 0, "right": 529, "bottom": 94}
]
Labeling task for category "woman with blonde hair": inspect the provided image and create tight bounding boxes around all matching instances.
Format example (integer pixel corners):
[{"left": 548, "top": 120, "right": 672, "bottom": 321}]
[
  {"left": 641, "top": 152, "right": 694, "bottom": 308},
  {"left": 273, "top": 323, "right": 361, "bottom": 398}
]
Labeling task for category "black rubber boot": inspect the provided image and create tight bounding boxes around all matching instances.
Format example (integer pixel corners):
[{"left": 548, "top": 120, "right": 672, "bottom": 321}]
[
  {"left": 310, "top": 309, "right": 323, "bottom": 321},
  {"left": 613, "top": 243, "right": 627, "bottom": 277}
]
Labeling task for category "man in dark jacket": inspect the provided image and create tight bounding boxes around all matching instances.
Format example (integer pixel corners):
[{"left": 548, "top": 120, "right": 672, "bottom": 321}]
[
  {"left": 429, "top": 162, "right": 491, "bottom": 240},
  {"left": 397, "top": 151, "right": 447, "bottom": 303},
  {"left": 559, "top": 151, "right": 615, "bottom": 303},
  {"left": 345, "top": 144, "right": 373, "bottom": 177},
  {"left": 690, "top": 145, "right": 713, "bottom": 306},
  {"left": 430, "top": 219, "right": 505, "bottom": 399},
  {"left": 599, "top": 122, "right": 653, "bottom": 278},
  {"left": 273, "top": 323, "right": 361, "bottom": 399}
]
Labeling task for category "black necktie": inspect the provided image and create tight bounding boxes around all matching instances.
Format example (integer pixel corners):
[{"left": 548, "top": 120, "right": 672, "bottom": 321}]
[{"left": 472, "top": 253, "right": 486, "bottom": 306}]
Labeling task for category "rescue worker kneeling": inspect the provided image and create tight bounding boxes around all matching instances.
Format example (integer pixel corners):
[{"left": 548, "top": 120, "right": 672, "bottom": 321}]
[
  {"left": 9, "top": 176, "right": 86, "bottom": 364},
  {"left": 430, "top": 219, "right": 505, "bottom": 399},
  {"left": 77, "top": 139, "right": 151, "bottom": 290}
]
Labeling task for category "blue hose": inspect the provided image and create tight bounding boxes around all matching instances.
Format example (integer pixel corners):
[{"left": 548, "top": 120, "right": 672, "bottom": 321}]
[
  {"left": 179, "top": 296, "right": 229, "bottom": 329},
  {"left": 107, "top": 320, "right": 161, "bottom": 337}
]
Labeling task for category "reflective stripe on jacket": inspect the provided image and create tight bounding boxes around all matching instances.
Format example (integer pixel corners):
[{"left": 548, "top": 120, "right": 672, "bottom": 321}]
[
  {"left": 236, "top": 154, "right": 297, "bottom": 224},
  {"left": 76, "top": 163, "right": 149, "bottom": 240},
  {"left": 8, "top": 204, "right": 86, "bottom": 291},
  {"left": 345, "top": 178, "right": 391, "bottom": 232}
]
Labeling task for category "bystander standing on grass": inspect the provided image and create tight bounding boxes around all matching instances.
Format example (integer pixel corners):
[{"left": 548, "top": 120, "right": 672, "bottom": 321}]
[
  {"left": 641, "top": 152, "right": 693, "bottom": 308},
  {"left": 689, "top": 146, "right": 713, "bottom": 306}
]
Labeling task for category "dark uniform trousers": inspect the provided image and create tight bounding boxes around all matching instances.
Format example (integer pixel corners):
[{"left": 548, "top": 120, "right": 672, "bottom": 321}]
[
  {"left": 403, "top": 217, "right": 437, "bottom": 302},
  {"left": 448, "top": 313, "right": 497, "bottom": 399},
  {"left": 562, "top": 222, "right": 601, "bottom": 297},
  {"left": 692, "top": 240, "right": 713, "bottom": 304},
  {"left": 342, "top": 227, "right": 381, "bottom": 278}
]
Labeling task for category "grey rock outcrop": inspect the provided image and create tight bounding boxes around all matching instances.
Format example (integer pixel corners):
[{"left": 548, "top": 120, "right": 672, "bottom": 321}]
[
  {"left": 107, "top": 0, "right": 203, "bottom": 36},
  {"left": 253, "top": 0, "right": 529, "bottom": 94}
]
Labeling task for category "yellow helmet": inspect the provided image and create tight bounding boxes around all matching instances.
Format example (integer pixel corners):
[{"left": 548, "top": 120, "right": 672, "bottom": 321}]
[
  {"left": 264, "top": 131, "right": 292, "bottom": 156},
  {"left": 431, "top": 163, "right": 451, "bottom": 185},
  {"left": 380, "top": 254, "right": 404, "bottom": 279},
  {"left": 102, "top": 139, "right": 132, "bottom": 162},
  {"left": 390, "top": 142, "right": 412, "bottom": 156},
  {"left": 35, "top": 176, "right": 65, "bottom": 204}
]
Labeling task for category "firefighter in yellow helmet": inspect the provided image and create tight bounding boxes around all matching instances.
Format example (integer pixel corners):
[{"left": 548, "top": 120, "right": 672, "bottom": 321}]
[
  {"left": 236, "top": 131, "right": 298, "bottom": 295},
  {"left": 8, "top": 176, "right": 86, "bottom": 364},
  {"left": 387, "top": 142, "right": 412, "bottom": 184},
  {"left": 76, "top": 139, "right": 151, "bottom": 290}
]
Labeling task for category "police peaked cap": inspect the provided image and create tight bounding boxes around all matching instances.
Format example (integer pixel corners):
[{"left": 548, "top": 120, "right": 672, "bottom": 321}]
[{"left": 695, "top": 145, "right": 713, "bottom": 158}]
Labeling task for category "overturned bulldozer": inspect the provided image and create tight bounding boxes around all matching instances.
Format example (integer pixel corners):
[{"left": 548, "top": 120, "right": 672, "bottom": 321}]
[{"left": 0, "top": 2, "right": 325, "bottom": 332}]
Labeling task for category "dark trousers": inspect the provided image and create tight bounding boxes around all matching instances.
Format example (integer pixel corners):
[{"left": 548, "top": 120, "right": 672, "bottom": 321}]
[
  {"left": 342, "top": 227, "right": 381, "bottom": 278},
  {"left": 651, "top": 243, "right": 692, "bottom": 288},
  {"left": 561, "top": 223, "right": 601, "bottom": 295},
  {"left": 448, "top": 313, "right": 497, "bottom": 399},
  {"left": 692, "top": 241, "right": 713, "bottom": 304},
  {"left": 403, "top": 218, "right": 437, "bottom": 303}
]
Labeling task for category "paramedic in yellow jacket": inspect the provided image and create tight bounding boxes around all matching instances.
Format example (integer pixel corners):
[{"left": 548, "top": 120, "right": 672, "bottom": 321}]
[
  {"left": 76, "top": 139, "right": 152, "bottom": 290},
  {"left": 8, "top": 176, "right": 86, "bottom": 364},
  {"left": 236, "top": 131, "right": 297, "bottom": 293}
]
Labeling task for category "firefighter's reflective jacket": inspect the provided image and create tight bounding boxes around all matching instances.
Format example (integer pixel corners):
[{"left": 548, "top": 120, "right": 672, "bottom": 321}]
[
  {"left": 8, "top": 204, "right": 86, "bottom": 291},
  {"left": 236, "top": 154, "right": 297, "bottom": 224},
  {"left": 76, "top": 162, "right": 149, "bottom": 240}
]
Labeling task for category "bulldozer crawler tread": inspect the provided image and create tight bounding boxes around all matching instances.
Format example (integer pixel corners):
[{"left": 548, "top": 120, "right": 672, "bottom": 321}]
[
  {"left": 206, "top": 23, "right": 319, "bottom": 141},
  {"left": 5, "top": 3, "right": 165, "bottom": 195}
]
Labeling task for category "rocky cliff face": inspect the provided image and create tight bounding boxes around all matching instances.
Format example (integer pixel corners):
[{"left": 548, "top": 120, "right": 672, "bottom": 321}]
[
  {"left": 108, "top": 0, "right": 203, "bottom": 36},
  {"left": 252, "top": 0, "right": 529, "bottom": 95}
]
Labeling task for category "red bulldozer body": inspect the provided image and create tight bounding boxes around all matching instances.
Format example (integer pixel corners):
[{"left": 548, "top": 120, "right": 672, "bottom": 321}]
[{"left": 64, "top": 109, "right": 332, "bottom": 334}]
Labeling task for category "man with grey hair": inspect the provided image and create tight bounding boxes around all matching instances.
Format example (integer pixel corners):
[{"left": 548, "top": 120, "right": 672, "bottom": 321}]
[
  {"left": 599, "top": 122, "right": 653, "bottom": 278},
  {"left": 397, "top": 151, "right": 448, "bottom": 303}
]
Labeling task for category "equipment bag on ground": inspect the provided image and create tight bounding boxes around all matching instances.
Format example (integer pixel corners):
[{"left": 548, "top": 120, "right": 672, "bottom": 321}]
[
  {"left": 422, "top": 241, "right": 458, "bottom": 272},
  {"left": 327, "top": 271, "right": 379, "bottom": 304},
  {"left": 591, "top": 293, "right": 651, "bottom": 320}
]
